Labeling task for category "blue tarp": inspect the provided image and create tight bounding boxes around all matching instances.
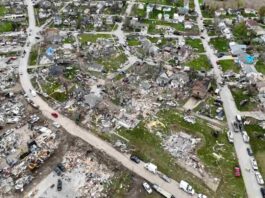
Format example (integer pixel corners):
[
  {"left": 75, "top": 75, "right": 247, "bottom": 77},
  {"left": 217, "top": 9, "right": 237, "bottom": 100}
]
[
  {"left": 46, "top": 47, "right": 55, "bottom": 57},
  {"left": 245, "top": 55, "right": 254, "bottom": 64}
]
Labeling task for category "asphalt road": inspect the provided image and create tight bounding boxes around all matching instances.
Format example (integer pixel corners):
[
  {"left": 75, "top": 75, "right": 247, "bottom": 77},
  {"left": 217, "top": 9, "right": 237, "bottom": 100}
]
[
  {"left": 194, "top": 0, "right": 263, "bottom": 197},
  {"left": 18, "top": 0, "right": 196, "bottom": 197}
]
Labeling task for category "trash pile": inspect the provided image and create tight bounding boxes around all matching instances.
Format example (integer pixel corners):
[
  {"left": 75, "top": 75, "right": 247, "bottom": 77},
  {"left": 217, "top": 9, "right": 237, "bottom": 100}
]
[
  {"left": 62, "top": 143, "right": 114, "bottom": 198},
  {"left": 162, "top": 132, "right": 203, "bottom": 170},
  {"left": 0, "top": 99, "right": 26, "bottom": 125},
  {"left": 0, "top": 125, "right": 60, "bottom": 194}
]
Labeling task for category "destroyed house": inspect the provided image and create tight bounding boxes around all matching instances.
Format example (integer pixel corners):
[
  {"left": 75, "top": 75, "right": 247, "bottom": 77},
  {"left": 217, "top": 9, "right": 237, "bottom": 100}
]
[{"left": 192, "top": 79, "right": 211, "bottom": 99}]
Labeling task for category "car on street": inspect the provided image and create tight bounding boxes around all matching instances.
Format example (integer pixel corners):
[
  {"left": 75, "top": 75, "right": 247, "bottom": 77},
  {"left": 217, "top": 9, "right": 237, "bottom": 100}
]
[
  {"left": 198, "top": 194, "right": 207, "bottom": 198},
  {"left": 227, "top": 131, "right": 234, "bottom": 143},
  {"left": 51, "top": 112, "right": 59, "bottom": 118},
  {"left": 242, "top": 131, "right": 250, "bottom": 143},
  {"left": 54, "top": 166, "right": 61, "bottom": 176},
  {"left": 247, "top": 147, "right": 253, "bottom": 156},
  {"left": 179, "top": 180, "right": 195, "bottom": 195},
  {"left": 255, "top": 171, "right": 264, "bottom": 185},
  {"left": 236, "top": 114, "right": 242, "bottom": 123},
  {"left": 130, "top": 155, "right": 140, "bottom": 164},
  {"left": 57, "top": 179, "right": 62, "bottom": 191},
  {"left": 29, "top": 89, "right": 37, "bottom": 97},
  {"left": 260, "top": 187, "right": 265, "bottom": 198},
  {"left": 142, "top": 182, "right": 152, "bottom": 194},
  {"left": 159, "top": 173, "right": 171, "bottom": 183},
  {"left": 57, "top": 163, "right": 66, "bottom": 172},
  {"left": 234, "top": 166, "right": 241, "bottom": 177},
  {"left": 251, "top": 158, "right": 258, "bottom": 171},
  {"left": 232, "top": 121, "right": 240, "bottom": 132}
]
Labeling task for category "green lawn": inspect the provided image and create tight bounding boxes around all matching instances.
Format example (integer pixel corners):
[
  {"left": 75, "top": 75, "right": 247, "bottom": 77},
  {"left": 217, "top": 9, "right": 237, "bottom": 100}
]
[
  {"left": 96, "top": 53, "right": 127, "bottom": 72},
  {"left": 232, "top": 22, "right": 255, "bottom": 43},
  {"left": 218, "top": 59, "right": 240, "bottom": 73},
  {"left": 139, "top": 0, "right": 183, "bottom": 6},
  {"left": 79, "top": 34, "right": 112, "bottom": 43},
  {"left": 186, "top": 55, "right": 212, "bottom": 71},
  {"left": 255, "top": 59, "right": 265, "bottom": 74},
  {"left": 127, "top": 36, "right": 141, "bottom": 46},
  {"left": 0, "top": 6, "right": 7, "bottom": 16},
  {"left": 245, "top": 122, "right": 265, "bottom": 178},
  {"left": 0, "top": 21, "right": 14, "bottom": 33},
  {"left": 186, "top": 38, "right": 205, "bottom": 53},
  {"left": 142, "top": 19, "right": 184, "bottom": 34},
  {"left": 231, "top": 87, "right": 258, "bottom": 111},
  {"left": 118, "top": 110, "right": 246, "bottom": 198},
  {"left": 29, "top": 48, "right": 38, "bottom": 65},
  {"left": 63, "top": 36, "right": 75, "bottom": 44},
  {"left": 210, "top": 37, "right": 229, "bottom": 53},
  {"left": 130, "top": 4, "right": 146, "bottom": 17}
]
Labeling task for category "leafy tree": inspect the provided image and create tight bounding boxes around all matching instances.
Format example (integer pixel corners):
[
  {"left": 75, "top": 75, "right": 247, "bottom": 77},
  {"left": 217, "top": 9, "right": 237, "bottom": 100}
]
[{"left": 259, "top": 6, "right": 265, "bottom": 21}]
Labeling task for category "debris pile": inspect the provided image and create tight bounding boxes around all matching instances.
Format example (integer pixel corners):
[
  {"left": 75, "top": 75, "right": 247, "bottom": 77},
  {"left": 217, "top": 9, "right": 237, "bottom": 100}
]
[
  {"left": 162, "top": 132, "right": 202, "bottom": 170},
  {"left": 61, "top": 142, "right": 114, "bottom": 198}
]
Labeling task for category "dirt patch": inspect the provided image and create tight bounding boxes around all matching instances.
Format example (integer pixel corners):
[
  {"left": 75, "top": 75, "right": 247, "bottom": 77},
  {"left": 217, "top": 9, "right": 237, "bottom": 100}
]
[{"left": 204, "top": 0, "right": 265, "bottom": 9}]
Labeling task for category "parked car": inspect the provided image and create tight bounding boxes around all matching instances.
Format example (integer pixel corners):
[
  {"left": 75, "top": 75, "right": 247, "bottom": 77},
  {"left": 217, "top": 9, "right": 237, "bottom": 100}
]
[
  {"left": 227, "top": 131, "right": 234, "bottom": 143},
  {"left": 236, "top": 115, "right": 242, "bottom": 123},
  {"left": 142, "top": 182, "right": 152, "bottom": 194},
  {"left": 242, "top": 131, "right": 249, "bottom": 143},
  {"left": 29, "top": 89, "right": 37, "bottom": 97},
  {"left": 57, "top": 179, "right": 62, "bottom": 191},
  {"left": 234, "top": 166, "right": 241, "bottom": 177},
  {"left": 255, "top": 171, "right": 264, "bottom": 185},
  {"left": 179, "top": 180, "right": 195, "bottom": 195},
  {"left": 159, "top": 174, "right": 171, "bottom": 183},
  {"left": 198, "top": 194, "right": 207, "bottom": 198},
  {"left": 54, "top": 167, "right": 61, "bottom": 176},
  {"left": 251, "top": 158, "right": 258, "bottom": 171},
  {"left": 247, "top": 148, "right": 253, "bottom": 156},
  {"left": 51, "top": 112, "right": 59, "bottom": 118},
  {"left": 57, "top": 163, "right": 66, "bottom": 172},
  {"left": 260, "top": 187, "right": 265, "bottom": 198},
  {"left": 130, "top": 155, "right": 140, "bottom": 164},
  {"left": 144, "top": 163, "right": 157, "bottom": 174},
  {"left": 232, "top": 121, "right": 240, "bottom": 132}
]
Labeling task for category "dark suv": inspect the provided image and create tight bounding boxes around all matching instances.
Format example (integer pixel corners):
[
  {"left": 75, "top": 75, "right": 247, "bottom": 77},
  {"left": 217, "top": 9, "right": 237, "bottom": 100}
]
[
  {"left": 261, "top": 188, "right": 265, "bottom": 198},
  {"left": 57, "top": 179, "right": 62, "bottom": 191},
  {"left": 130, "top": 155, "right": 140, "bottom": 164}
]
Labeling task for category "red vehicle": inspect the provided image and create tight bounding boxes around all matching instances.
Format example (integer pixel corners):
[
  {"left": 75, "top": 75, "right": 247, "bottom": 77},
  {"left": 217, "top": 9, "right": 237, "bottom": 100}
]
[
  {"left": 51, "top": 112, "right": 58, "bottom": 118},
  {"left": 234, "top": 166, "right": 241, "bottom": 177}
]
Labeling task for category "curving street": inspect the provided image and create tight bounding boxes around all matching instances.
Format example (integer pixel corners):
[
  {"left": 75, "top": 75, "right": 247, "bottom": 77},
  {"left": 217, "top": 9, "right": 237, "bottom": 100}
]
[
  {"left": 194, "top": 0, "right": 262, "bottom": 197},
  {"left": 19, "top": 0, "right": 195, "bottom": 197}
]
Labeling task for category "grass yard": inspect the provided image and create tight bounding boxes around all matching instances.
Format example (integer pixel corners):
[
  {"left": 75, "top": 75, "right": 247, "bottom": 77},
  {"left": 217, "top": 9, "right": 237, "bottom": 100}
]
[
  {"left": 186, "top": 55, "right": 212, "bottom": 71},
  {"left": 245, "top": 122, "right": 265, "bottom": 178},
  {"left": 118, "top": 110, "right": 245, "bottom": 197},
  {"left": 218, "top": 59, "right": 240, "bottom": 73},
  {"left": 96, "top": 53, "right": 127, "bottom": 72},
  {"left": 0, "top": 21, "right": 14, "bottom": 33},
  {"left": 42, "top": 81, "right": 61, "bottom": 95},
  {"left": 210, "top": 37, "right": 229, "bottom": 53},
  {"left": 0, "top": 6, "right": 7, "bottom": 16},
  {"left": 63, "top": 36, "right": 75, "bottom": 44},
  {"left": 139, "top": 0, "right": 183, "bottom": 6},
  {"left": 142, "top": 19, "right": 184, "bottom": 34},
  {"left": 255, "top": 59, "right": 265, "bottom": 75},
  {"left": 127, "top": 36, "right": 141, "bottom": 46},
  {"left": 130, "top": 4, "right": 146, "bottom": 17},
  {"left": 29, "top": 47, "right": 38, "bottom": 65},
  {"left": 186, "top": 38, "right": 205, "bottom": 53},
  {"left": 79, "top": 34, "right": 112, "bottom": 43},
  {"left": 231, "top": 87, "right": 258, "bottom": 111}
]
